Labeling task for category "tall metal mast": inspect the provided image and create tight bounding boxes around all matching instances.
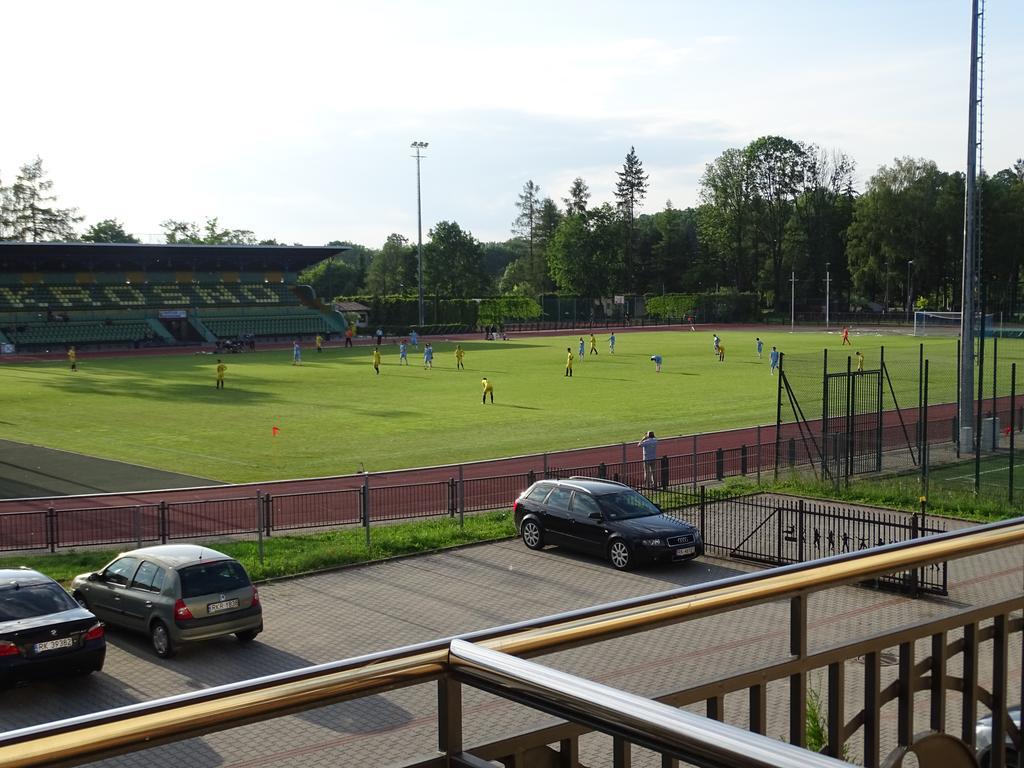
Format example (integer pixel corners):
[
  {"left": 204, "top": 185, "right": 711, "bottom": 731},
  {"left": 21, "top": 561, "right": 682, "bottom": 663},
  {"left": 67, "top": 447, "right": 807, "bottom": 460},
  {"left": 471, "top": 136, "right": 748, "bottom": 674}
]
[{"left": 959, "top": 0, "right": 984, "bottom": 448}]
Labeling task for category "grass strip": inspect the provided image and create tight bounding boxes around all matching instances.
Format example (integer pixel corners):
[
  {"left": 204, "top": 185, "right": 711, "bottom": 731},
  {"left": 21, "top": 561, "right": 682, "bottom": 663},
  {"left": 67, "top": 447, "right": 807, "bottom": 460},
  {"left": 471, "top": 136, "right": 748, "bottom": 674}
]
[{"left": 0, "top": 511, "right": 516, "bottom": 586}]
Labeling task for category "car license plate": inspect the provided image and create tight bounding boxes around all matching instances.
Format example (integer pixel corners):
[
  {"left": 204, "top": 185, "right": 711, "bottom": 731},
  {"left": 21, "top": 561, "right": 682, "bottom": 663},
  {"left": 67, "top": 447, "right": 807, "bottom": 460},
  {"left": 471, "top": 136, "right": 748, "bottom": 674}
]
[
  {"left": 674, "top": 546, "right": 696, "bottom": 558},
  {"left": 34, "top": 637, "right": 74, "bottom": 653},
  {"left": 207, "top": 598, "right": 239, "bottom": 614}
]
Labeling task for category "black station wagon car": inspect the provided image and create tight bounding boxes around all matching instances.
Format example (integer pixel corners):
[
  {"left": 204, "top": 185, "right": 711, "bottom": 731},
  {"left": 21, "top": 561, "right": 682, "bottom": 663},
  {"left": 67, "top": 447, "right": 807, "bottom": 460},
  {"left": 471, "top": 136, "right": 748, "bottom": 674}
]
[
  {"left": 0, "top": 567, "right": 105, "bottom": 686},
  {"left": 513, "top": 477, "right": 703, "bottom": 570}
]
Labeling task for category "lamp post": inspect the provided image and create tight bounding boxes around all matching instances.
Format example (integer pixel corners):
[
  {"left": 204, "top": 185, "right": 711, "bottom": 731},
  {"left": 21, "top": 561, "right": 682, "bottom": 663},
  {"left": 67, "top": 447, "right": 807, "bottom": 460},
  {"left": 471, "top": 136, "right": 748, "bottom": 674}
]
[
  {"left": 411, "top": 141, "right": 428, "bottom": 328},
  {"left": 906, "top": 259, "right": 915, "bottom": 324},
  {"left": 824, "top": 262, "right": 831, "bottom": 329},
  {"left": 790, "top": 271, "right": 798, "bottom": 331}
]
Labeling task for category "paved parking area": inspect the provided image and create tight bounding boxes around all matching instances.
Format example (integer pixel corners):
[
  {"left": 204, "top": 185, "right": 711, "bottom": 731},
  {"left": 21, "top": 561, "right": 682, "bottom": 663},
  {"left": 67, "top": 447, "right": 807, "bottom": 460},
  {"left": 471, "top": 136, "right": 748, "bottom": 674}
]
[{"left": 3, "top": 534, "right": 1022, "bottom": 767}]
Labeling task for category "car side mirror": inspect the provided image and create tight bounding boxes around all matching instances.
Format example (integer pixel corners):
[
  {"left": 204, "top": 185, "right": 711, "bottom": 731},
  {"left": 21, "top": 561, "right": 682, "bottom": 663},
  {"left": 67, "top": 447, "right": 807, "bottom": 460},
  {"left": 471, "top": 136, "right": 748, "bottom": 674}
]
[
  {"left": 88, "top": 572, "right": 101, "bottom": 582},
  {"left": 588, "top": 511, "right": 603, "bottom": 521}
]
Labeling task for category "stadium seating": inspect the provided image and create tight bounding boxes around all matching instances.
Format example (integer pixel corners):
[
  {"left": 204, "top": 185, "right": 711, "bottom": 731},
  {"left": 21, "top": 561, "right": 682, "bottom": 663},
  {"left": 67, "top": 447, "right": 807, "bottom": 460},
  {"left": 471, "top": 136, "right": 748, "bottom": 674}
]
[
  {"left": 0, "top": 279, "right": 297, "bottom": 312},
  {"left": 5, "top": 321, "right": 153, "bottom": 346}
]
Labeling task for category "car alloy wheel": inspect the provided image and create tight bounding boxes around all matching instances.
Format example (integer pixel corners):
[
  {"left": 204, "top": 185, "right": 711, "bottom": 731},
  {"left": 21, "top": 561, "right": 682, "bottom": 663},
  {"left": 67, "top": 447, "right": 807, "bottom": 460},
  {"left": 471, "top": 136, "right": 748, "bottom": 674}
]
[
  {"left": 521, "top": 519, "right": 544, "bottom": 550},
  {"left": 150, "top": 620, "right": 176, "bottom": 658},
  {"left": 609, "top": 540, "right": 632, "bottom": 570}
]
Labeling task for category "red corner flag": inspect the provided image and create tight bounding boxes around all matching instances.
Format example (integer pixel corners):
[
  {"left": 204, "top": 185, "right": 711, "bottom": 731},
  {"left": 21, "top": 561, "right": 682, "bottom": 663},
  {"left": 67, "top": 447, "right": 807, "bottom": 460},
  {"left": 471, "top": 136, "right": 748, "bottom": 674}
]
[{"left": 272, "top": 426, "right": 280, "bottom": 436}]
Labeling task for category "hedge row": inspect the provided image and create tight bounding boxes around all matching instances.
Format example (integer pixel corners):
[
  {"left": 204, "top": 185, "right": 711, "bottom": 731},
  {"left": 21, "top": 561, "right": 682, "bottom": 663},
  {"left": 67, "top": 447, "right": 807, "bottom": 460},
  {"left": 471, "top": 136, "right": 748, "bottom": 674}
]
[
  {"left": 646, "top": 292, "right": 760, "bottom": 322},
  {"left": 337, "top": 296, "right": 541, "bottom": 328}
]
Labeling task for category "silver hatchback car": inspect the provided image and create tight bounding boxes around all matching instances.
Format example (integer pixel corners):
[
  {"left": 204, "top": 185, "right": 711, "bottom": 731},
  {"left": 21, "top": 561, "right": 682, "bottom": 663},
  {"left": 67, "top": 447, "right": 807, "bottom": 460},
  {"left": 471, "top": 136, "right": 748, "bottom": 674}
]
[{"left": 71, "top": 545, "right": 262, "bottom": 658}]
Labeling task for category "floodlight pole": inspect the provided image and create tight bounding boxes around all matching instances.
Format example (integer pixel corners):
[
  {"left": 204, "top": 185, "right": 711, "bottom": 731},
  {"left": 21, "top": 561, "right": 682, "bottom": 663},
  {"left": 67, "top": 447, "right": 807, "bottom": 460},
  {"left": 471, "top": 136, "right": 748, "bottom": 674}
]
[
  {"left": 824, "top": 263, "right": 831, "bottom": 329},
  {"left": 906, "top": 260, "right": 914, "bottom": 324},
  {"left": 411, "top": 141, "right": 429, "bottom": 328},
  {"left": 790, "top": 271, "right": 797, "bottom": 330},
  {"left": 959, "top": 0, "right": 982, "bottom": 449}
]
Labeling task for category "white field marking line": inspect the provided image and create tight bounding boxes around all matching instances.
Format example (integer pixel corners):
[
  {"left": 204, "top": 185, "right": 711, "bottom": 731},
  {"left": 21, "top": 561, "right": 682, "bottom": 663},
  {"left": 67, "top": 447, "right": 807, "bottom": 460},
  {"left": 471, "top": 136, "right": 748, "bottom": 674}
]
[{"left": 942, "top": 460, "right": 1024, "bottom": 483}]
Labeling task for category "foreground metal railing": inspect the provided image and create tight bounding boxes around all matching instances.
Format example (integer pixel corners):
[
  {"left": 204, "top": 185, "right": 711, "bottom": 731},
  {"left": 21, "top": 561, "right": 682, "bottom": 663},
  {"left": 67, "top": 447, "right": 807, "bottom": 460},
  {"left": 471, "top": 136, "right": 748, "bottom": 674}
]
[
  {"left": 1, "top": 517, "right": 1022, "bottom": 767},
  {"left": 446, "top": 639, "right": 855, "bottom": 768}
]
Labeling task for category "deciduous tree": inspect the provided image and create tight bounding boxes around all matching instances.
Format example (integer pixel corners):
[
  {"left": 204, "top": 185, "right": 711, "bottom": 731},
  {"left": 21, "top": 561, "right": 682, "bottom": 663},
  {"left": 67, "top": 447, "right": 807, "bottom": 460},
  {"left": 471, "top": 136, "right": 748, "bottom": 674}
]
[
  {"left": 424, "top": 221, "right": 488, "bottom": 297},
  {"left": 81, "top": 218, "right": 140, "bottom": 243},
  {"left": 366, "top": 233, "right": 416, "bottom": 295}
]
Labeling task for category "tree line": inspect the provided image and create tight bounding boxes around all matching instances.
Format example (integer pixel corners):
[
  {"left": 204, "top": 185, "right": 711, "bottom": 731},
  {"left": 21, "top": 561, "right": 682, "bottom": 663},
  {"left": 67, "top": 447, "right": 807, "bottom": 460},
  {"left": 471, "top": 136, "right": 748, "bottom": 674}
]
[{"left": 3, "top": 147, "right": 1023, "bottom": 316}]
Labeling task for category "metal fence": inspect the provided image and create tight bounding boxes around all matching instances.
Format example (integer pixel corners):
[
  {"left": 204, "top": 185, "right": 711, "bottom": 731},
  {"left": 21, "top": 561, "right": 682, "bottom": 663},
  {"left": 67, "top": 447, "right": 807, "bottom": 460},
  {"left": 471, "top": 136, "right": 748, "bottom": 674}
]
[
  {"left": 655, "top": 490, "right": 947, "bottom": 595},
  {"left": 1, "top": 474, "right": 948, "bottom": 597},
  {"left": 1, "top": 436, "right": 942, "bottom": 556}
]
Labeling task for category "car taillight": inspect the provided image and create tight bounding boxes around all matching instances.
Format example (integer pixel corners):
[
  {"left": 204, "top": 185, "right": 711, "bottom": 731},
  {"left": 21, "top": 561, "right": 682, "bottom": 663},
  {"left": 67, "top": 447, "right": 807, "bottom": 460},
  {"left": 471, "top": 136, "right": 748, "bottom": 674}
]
[
  {"left": 0, "top": 641, "right": 19, "bottom": 657},
  {"left": 513, "top": 501, "right": 520, "bottom": 514},
  {"left": 174, "top": 599, "right": 194, "bottom": 620},
  {"left": 84, "top": 623, "right": 104, "bottom": 641},
  {"left": 251, "top": 587, "right": 261, "bottom": 607}
]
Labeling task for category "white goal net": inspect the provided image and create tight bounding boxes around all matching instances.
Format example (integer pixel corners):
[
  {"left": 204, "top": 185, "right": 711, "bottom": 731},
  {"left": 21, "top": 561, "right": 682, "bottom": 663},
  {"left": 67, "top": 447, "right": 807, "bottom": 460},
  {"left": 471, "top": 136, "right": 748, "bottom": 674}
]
[{"left": 913, "top": 311, "right": 995, "bottom": 336}]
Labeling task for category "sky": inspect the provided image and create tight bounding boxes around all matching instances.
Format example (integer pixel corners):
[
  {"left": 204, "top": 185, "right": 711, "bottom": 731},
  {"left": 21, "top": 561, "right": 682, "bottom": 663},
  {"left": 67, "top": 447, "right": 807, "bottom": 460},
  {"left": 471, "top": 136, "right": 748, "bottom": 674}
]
[{"left": 2, "top": 0, "right": 1021, "bottom": 249}]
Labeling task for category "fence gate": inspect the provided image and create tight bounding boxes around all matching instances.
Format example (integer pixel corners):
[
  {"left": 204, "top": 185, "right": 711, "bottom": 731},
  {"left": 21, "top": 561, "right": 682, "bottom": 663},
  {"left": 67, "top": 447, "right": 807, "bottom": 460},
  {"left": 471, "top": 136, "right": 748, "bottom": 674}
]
[{"left": 822, "top": 368, "right": 883, "bottom": 479}]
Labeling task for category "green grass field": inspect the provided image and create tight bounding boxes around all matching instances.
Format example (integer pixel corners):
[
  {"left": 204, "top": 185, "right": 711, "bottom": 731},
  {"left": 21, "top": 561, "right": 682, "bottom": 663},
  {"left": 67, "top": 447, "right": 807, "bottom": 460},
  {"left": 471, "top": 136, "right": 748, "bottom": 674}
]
[
  {"left": 0, "top": 328, "right": 957, "bottom": 484},
  {"left": 927, "top": 453, "right": 1024, "bottom": 494}
]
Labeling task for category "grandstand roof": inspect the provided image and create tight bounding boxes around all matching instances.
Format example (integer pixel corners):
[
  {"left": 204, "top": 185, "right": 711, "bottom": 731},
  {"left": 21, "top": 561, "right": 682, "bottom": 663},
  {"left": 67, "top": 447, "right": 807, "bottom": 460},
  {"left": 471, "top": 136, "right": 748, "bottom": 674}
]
[{"left": 0, "top": 242, "right": 348, "bottom": 272}]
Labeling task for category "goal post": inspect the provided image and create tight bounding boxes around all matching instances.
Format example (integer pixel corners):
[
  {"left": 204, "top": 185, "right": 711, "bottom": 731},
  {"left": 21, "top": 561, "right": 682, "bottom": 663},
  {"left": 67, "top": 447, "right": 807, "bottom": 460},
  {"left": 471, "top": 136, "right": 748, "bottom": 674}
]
[{"left": 913, "top": 310, "right": 994, "bottom": 336}]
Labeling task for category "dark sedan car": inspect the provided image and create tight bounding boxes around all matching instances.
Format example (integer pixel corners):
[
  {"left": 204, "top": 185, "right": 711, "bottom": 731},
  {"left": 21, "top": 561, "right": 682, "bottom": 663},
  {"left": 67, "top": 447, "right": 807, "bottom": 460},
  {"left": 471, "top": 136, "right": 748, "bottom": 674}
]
[
  {"left": 513, "top": 477, "right": 704, "bottom": 570},
  {"left": 0, "top": 568, "right": 105, "bottom": 686}
]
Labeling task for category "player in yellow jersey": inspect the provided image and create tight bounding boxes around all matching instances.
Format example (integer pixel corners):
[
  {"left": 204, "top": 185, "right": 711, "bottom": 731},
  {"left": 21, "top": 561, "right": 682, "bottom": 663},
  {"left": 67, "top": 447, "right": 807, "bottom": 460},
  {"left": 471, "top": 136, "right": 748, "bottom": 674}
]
[
  {"left": 589, "top": 334, "right": 598, "bottom": 355},
  {"left": 481, "top": 376, "right": 493, "bottom": 404},
  {"left": 316, "top": 334, "right": 324, "bottom": 353},
  {"left": 455, "top": 345, "right": 465, "bottom": 370},
  {"left": 372, "top": 347, "right": 381, "bottom": 375},
  {"left": 565, "top": 348, "right": 574, "bottom": 377},
  {"left": 215, "top": 359, "right": 226, "bottom": 389},
  {"left": 67, "top": 346, "right": 77, "bottom": 372}
]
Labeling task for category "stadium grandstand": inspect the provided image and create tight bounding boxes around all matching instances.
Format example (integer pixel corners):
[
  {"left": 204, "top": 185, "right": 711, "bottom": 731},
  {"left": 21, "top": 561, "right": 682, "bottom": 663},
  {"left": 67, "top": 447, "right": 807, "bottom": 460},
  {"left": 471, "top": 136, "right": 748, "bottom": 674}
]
[{"left": 0, "top": 242, "right": 350, "bottom": 351}]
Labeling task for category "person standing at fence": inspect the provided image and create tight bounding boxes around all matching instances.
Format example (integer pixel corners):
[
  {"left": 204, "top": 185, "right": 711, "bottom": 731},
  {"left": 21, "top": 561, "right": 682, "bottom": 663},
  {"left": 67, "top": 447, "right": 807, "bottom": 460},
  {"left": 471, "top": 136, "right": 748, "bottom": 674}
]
[
  {"left": 455, "top": 344, "right": 465, "bottom": 370},
  {"left": 855, "top": 350, "right": 864, "bottom": 373},
  {"left": 399, "top": 339, "right": 409, "bottom": 365},
  {"left": 215, "top": 358, "right": 226, "bottom": 388},
  {"left": 565, "top": 347, "right": 574, "bottom": 377},
  {"left": 756, "top": 337, "right": 763, "bottom": 359},
  {"left": 372, "top": 346, "right": 382, "bottom": 375},
  {"left": 841, "top": 326, "right": 851, "bottom": 345},
  {"left": 410, "top": 329, "right": 419, "bottom": 348},
  {"left": 481, "top": 376, "right": 494, "bottom": 404},
  {"left": 345, "top": 325, "right": 354, "bottom": 347},
  {"left": 639, "top": 431, "right": 658, "bottom": 487},
  {"left": 769, "top": 346, "right": 779, "bottom": 375},
  {"left": 609, "top": 332, "right": 616, "bottom": 354},
  {"left": 650, "top": 354, "right": 662, "bottom": 373}
]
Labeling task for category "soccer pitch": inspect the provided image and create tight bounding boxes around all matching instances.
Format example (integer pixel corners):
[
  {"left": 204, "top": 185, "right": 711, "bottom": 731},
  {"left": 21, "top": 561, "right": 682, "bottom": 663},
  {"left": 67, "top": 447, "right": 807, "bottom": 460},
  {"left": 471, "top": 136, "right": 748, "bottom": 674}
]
[{"left": 0, "top": 328, "right": 956, "bottom": 484}]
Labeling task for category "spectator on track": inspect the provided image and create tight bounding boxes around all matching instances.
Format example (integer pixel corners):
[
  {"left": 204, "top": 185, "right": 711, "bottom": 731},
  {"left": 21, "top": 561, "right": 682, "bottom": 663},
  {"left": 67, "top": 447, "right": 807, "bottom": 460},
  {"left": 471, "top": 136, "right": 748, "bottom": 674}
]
[{"left": 638, "top": 431, "right": 658, "bottom": 487}]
